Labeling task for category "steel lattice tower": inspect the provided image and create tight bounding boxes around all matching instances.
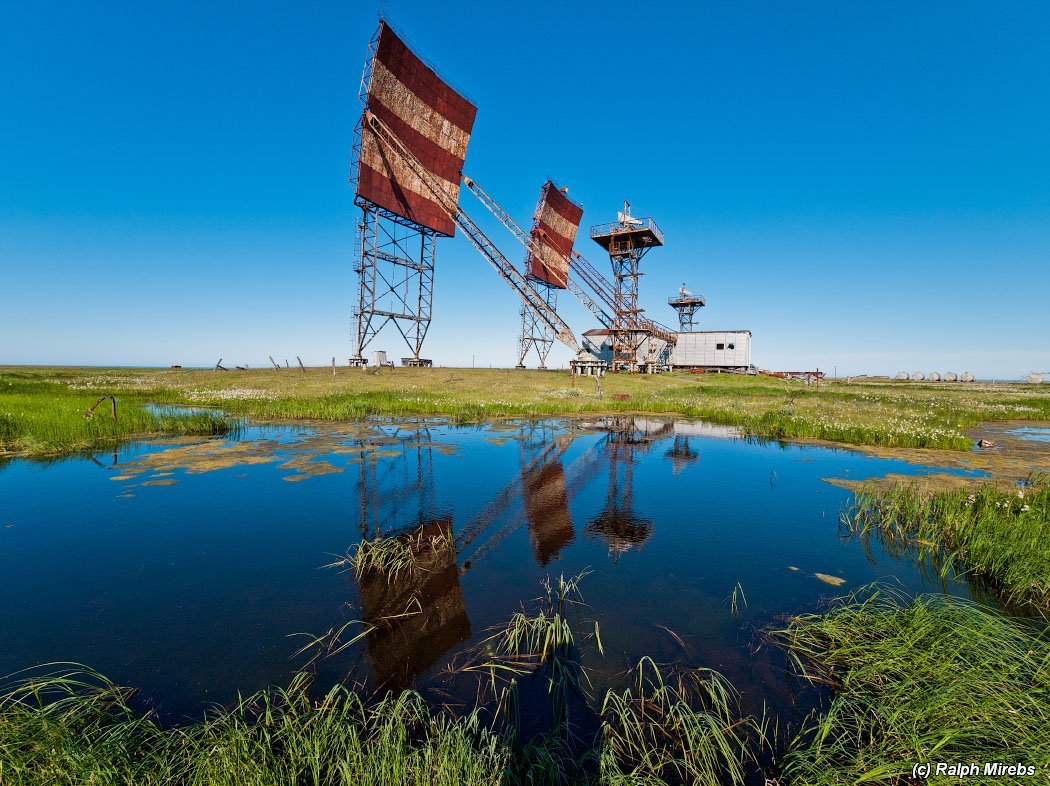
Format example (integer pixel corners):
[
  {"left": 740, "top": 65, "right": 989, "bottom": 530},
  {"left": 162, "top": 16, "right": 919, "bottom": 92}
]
[
  {"left": 351, "top": 205, "right": 436, "bottom": 366},
  {"left": 516, "top": 283, "right": 557, "bottom": 368},
  {"left": 590, "top": 203, "right": 664, "bottom": 372},
  {"left": 667, "top": 291, "right": 706, "bottom": 333}
]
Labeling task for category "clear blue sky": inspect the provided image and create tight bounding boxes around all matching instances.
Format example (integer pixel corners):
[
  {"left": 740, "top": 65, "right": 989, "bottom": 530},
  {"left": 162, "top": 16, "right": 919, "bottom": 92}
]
[{"left": 3, "top": 1, "right": 1048, "bottom": 377}]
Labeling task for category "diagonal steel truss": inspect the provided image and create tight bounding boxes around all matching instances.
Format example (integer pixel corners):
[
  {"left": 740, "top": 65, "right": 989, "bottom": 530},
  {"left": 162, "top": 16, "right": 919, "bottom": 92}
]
[
  {"left": 460, "top": 176, "right": 676, "bottom": 371},
  {"left": 363, "top": 111, "right": 582, "bottom": 356}
]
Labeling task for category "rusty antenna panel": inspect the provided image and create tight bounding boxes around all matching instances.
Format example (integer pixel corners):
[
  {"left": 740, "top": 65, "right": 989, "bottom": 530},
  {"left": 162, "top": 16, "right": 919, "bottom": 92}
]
[
  {"left": 349, "top": 21, "right": 477, "bottom": 366},
  {"left": 517, "top": 181, "right": 584, "bottom": 368}
]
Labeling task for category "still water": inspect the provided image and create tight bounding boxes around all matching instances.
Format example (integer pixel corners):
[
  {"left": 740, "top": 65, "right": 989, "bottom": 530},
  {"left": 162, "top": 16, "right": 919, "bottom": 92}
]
[{"left": 0, "top": 416, "right": 986, "bottom": 721}]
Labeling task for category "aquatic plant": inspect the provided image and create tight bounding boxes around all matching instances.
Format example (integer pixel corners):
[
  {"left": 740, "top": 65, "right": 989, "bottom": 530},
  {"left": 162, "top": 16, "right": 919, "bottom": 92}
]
[
  {"left": 840, "top": 476, "right": 1050, "bottom": 611},
  {"left": 327, "top": 526, "right": 455, "bottom": 584},
  {"left": 0, "top": 568, "right": 769, "bottom": 785},
  {"left": 772, "top": 587, "right": 1050, "bottom": 785},
  {"left": 727, "top": 582, "right": 747, "bottom": 618},
  {"left": 599, "top": 658, "right": 761, "bottom": 786},
  {"left": 457, "top": 572, "right": 593, "bottom": 730}
]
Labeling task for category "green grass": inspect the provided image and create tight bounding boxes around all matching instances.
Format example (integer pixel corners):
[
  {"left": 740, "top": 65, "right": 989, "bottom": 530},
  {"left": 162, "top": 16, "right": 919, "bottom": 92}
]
[
  {"left": 328, "top": 526, "right": 455, "bottom": 584},
  {"left": 0, "top": 667, "right": 509, "bottom": 786},
  {"left": 598, "top": 658, "right": 760, "bottom": 786},
  {"left": 841, "top": 477, "right": 1050, "bottom": 611},
  {"left": 6, "top": 366, "right": 1050, "bottom": 455},
  {"left": 0, "top": 373, "right": 232, "bottom": 456},
  {"left": 773, "top": 587, "right": 1050, "bottom": 785},
  {"left": 0, "top": 573, "right": 764, "bottom": 784}
]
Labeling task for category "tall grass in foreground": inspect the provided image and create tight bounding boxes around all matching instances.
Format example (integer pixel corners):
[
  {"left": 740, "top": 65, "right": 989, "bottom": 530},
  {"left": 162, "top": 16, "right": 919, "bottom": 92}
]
[
  {"left": 0, "top": 377, "right": 230, "bottom": 456},
  {"left": 0, "top": 667, "right": 507, "bottom": 786},
  {"left": 841, "top": 477, "right": 1050, "bottom": 611},
  {"left": 0, "top": 574, "right": 764, "bottom": 785},
  {"left": 773, "top": 587, "right": 1050, "bottom": 785},
  {"left": 452, "top": 573, "right": 764, "bottom": 784}
]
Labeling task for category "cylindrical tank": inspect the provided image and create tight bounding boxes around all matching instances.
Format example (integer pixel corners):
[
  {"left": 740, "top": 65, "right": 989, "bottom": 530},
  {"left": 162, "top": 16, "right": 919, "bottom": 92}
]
[
  {"left": 929, "top": 372, "right": 941, "bottom": 382},
  {"left": 944, "top": 372, "right": 958, "bottom": 382},
  {"left": 895, "top": 371, "right": 908, "bottom": 380},
  {"left": 911, "top": 372, "right": 925, "bottom": 381},
  {"left": 1028, "top": 373, "right": 1045, "bottom": 385},
  {"left": 961, "top": 372, "right": 975, "bottom": 382}
]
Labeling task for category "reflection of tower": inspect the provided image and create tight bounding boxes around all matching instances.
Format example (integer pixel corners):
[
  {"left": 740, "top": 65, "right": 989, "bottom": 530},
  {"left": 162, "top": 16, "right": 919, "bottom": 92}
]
[
  {"left": 586, "top": 417, "right": 671, "bottom": 555},
  {"left": 523, "top": 462, "right": 574, "bottom": 564},
  {"left": 456, "top": 423, "right": 604, "bottom": 570},
  {"left": 665, "top": 434, "right": 700, "bottom": 476},
  {"left": 358, "top": 516, "right": 471, "bottom": 690},
  {"left": 355, "top": 424, "right": 436, "bottom": 538},
  {"left": 590, "top": 202, "right": 664, "bottom": 372},
  {"left": 583, "top": 417, "right": 672, "bottom": 549},
  {"left": 519, "top": 423, "right": 575, "bottom": 565}
]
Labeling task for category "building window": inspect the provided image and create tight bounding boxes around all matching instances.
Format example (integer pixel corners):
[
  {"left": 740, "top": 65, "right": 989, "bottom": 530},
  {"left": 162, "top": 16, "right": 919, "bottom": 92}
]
[
  {"left": 716, "top": 343, "right": 725, "bottom": 350},
  {"left": 727, "top": 343, "right": 735, "bottom": 350}
]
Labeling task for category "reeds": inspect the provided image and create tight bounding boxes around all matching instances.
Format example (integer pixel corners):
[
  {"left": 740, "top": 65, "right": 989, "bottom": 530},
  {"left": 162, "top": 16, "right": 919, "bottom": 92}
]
[
  {"left": 840, "top": 476, "right": 1050, "bottom": 611},
  {"left": 599, "top": 658, "right": 761, "bottom": 786},
  {"left": 458, "top": 572, "right": 592, "bottom": 732},
  {"left": 0, "top": 665, "right": 508, "bottom": 785},
  {"left": 772, "top": 586, "right": 1050, "bottom": 785},
  {"left": 326, "top": 526, "right": 455, "bottom": 583}
]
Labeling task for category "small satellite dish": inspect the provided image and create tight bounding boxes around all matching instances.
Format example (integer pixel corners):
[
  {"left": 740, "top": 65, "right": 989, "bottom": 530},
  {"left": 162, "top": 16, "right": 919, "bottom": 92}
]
[{"left": 678, "top": 283, "right": 693, "bottom": 296}]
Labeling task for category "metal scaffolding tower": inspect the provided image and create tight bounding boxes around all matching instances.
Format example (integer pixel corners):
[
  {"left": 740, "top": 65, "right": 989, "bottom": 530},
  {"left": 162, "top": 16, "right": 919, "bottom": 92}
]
[
  {"left": 517, "top": 283, "right": 557, "bottom": 368},
  {"left": 667, "top": 284, "right": 706, "bottom": 333},
  {"left": 590, "top": 202, "right": 665, "bottom": 372},
  {"left": 351, "top": 206, "right": 436, "bottom": 366}
]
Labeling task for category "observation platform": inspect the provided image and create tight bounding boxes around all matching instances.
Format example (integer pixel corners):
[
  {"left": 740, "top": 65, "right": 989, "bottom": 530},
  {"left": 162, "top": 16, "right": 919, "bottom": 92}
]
[
  {"left": 668, "top": 295, "right": 706, "bottom": 309},
  {"left": 590, "top": 217, "right": 664, "bottom": 253}
]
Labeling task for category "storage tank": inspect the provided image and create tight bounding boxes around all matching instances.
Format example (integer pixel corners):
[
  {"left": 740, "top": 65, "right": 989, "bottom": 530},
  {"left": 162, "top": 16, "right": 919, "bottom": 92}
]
[
  {"left": 943, "top": 372, "right": 958, "bottom": 382},
  {"left": 911, "top": 372, "right": 925, "bottom": 381},
  {"left": 929, "top": 372, "right": 941, "bottom": 382},
  {"left": 961, "top": 372, "right": 975, "bottom": 382}
]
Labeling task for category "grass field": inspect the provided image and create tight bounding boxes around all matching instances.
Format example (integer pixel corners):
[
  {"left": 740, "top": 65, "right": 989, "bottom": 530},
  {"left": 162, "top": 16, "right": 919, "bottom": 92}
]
[{"left": 3, "top": 365, "right": 1049, "bottom": 456}]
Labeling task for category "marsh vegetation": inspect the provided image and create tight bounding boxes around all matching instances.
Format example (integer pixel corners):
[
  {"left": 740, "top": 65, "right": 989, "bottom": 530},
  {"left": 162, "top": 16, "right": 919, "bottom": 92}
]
[
  {"left": 4, "top": 366, "right": 1050, "bottom": 456},
  {"left": 773, "top": 587, "right": 1050, "bottom": 784},
  {"left": 0, "top": 373, "right": 231, "bottom": 456},
  {"left": 842, "top": 476, "right": 1050, "bottom": 611}
]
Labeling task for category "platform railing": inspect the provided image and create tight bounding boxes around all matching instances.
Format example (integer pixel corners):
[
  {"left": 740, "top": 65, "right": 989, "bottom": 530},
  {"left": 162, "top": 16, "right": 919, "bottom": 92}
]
[{"left": 589, "top": 217, "right": 664, "bottom": 245}]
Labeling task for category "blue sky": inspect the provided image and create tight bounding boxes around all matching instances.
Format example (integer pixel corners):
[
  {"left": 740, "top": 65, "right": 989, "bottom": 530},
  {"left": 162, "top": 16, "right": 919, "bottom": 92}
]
[{"left": 2, "top": 1, "right": 1048, "bottom": 377}]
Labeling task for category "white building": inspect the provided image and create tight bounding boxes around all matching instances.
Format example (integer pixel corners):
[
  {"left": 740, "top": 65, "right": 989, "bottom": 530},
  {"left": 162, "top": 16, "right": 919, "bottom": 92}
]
[{"left": 582, "top": 329, "right": 753, "bottom": 371}]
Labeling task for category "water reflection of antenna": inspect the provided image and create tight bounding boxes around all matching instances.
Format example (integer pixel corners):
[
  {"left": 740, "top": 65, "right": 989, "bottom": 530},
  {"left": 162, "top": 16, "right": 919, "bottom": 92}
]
[
  {"left": 587, "top": 417, "right": 670, "bottom": 557},
  {"left": 457, "top": 422, "right": 603, "bottom": 570},
  {"left": 355, "top": 423, "right": 436, "bottom": 538},
  {"left": 665, "top": 434, "right": 699, "bottom": 476}
]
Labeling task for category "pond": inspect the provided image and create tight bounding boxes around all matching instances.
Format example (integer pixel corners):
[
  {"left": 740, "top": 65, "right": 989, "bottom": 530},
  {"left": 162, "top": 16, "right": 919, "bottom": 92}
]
[{"left": 0, "top": 416, "right": 991, "bottom": 725}]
